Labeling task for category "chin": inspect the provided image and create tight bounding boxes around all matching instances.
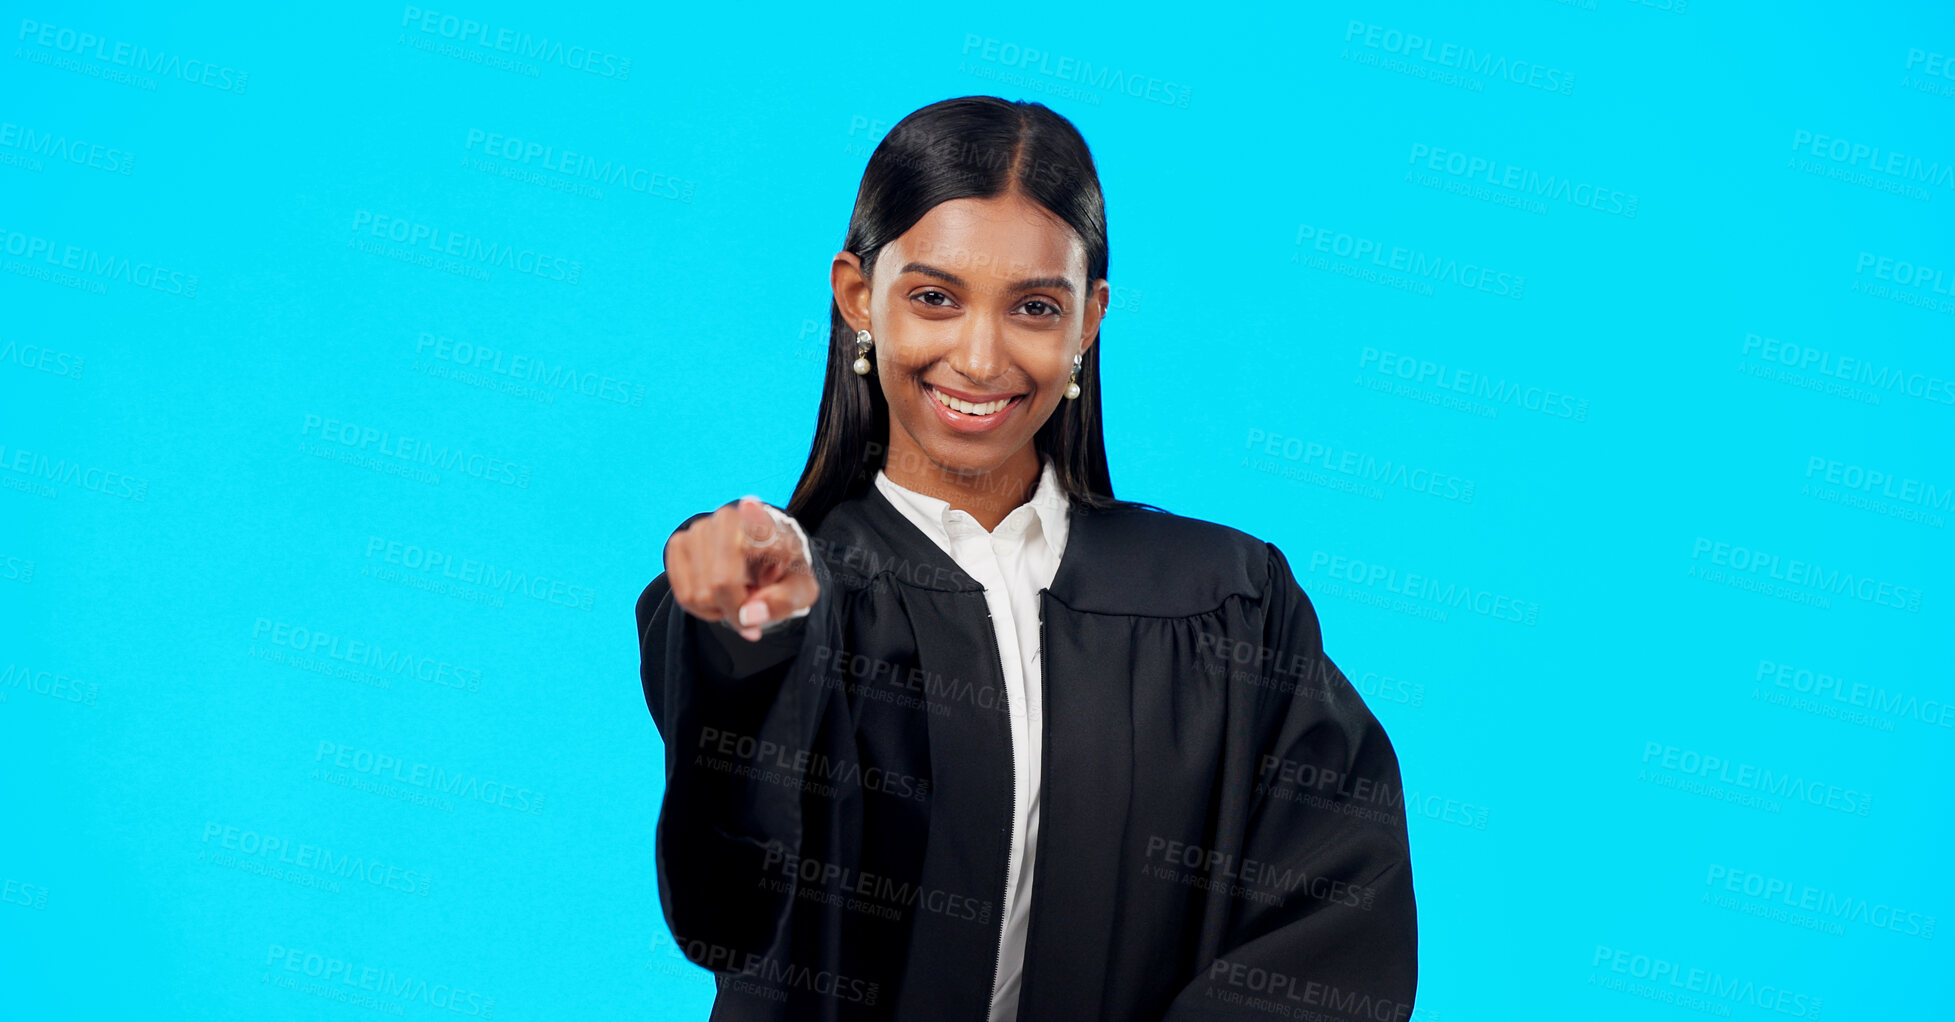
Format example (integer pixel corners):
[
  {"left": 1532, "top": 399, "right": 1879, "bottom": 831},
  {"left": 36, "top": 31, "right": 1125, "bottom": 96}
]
[
  {"left": 923, "top": 446, "right": 1011, "bottom": 475},
  {"left": 903, "top": 435, "right": 1015, "bottom": 474}
]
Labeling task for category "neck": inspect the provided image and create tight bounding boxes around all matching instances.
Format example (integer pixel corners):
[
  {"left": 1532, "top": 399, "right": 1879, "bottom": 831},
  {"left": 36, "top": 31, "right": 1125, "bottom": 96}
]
[{"left": 883, "top": 440, "right": 1041, "bottom": 532}]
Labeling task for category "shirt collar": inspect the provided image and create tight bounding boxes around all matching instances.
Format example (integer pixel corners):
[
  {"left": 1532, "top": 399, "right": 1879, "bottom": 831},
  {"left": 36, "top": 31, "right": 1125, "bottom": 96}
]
[{"left": 874, "top": 456, "right": 1070, "bottom": 558}]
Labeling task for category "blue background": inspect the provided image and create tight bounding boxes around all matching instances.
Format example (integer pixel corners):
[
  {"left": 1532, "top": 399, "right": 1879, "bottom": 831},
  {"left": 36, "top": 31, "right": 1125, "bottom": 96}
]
[{"left": 4, "top": 1, "right": 1951, "bottom": 1018}]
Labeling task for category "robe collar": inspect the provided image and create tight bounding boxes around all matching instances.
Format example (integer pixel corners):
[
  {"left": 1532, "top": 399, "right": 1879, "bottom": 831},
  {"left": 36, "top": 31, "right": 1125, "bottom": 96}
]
[
  {"left": 829, "top": 471, "right": 1262, "bottom": 620},
  {"left": 830, "top": 462, "right": 1101, "bottom": 608}
]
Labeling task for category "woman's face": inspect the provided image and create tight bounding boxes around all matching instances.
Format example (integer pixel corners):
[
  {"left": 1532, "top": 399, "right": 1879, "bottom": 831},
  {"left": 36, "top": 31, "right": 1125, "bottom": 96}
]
[{"left": 833, "top": 191, "right": 1108, "bottom": 488}]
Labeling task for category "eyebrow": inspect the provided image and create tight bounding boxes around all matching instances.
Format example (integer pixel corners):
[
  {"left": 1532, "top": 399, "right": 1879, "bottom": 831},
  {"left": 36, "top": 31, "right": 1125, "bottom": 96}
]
[{"left": 899, "top": 261, "right": 1076, "bottom": 295}]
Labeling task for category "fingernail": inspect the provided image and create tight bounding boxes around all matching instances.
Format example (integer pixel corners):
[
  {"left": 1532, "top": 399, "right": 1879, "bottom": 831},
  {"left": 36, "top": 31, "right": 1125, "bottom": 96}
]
[
  {"left": 739, "top": 600, "right": 769, "bottom": 627},
  {"left": 739, "top": 625, "right": 762, "bottom": 642}
]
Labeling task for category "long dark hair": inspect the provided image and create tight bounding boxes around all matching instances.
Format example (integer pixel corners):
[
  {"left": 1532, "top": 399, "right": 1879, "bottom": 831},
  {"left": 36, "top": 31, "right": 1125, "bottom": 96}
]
[{"left": 786, "top": 96, "right": 1144, "bottom": 533}]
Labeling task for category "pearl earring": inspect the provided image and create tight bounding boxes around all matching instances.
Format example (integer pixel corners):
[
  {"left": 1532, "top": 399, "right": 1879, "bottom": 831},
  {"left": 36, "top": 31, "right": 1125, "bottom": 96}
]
[
  {"left": 1064, "top": 352, "right": 1083, "bottom": 399},
  {"left": 852, "top": 329, "right": 874, "bottom": 376}
]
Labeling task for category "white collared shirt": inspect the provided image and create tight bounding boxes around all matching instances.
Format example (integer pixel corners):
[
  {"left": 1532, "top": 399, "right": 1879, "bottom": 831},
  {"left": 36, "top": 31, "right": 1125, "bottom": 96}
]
[
  {"left": 751, "top": 460, "right": 1066, "bottom": 1022},
  {"left": 875, "top": 457, "right": 1066, "bottom": 1022}
]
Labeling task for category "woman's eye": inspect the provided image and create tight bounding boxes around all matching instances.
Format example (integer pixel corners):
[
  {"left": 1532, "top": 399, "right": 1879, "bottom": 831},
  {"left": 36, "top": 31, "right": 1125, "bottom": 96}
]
[
  {"left": 913, "top": 289, "right": 953, "bottom": 307},
  {"left": 1021, "top": 299, "right": 1060, "bottom": 317}
]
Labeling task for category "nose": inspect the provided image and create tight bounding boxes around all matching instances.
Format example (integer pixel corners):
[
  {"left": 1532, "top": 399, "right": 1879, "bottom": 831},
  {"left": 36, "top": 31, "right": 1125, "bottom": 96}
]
[{"left": 947, "top": 313, "right": 1009, "bottom": 386}]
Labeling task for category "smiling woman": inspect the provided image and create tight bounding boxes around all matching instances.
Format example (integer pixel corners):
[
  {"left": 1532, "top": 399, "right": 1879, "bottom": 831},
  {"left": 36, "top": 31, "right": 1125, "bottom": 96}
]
[
  {"left": 638, "top": 95, "right": 1417, "bottom": 1022},
  {"left": 827, "top": 190, "right": 1101, "bottom": 529}
]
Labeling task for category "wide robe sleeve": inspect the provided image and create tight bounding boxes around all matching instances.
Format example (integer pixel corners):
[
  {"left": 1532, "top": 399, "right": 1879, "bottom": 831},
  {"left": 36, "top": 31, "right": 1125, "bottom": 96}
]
[
  {"left": 1160, "top": 542, "right": 1419, "bottom": 1021},
  {"left": 636, "top": 504, "right": 842, "bottom": 974}
]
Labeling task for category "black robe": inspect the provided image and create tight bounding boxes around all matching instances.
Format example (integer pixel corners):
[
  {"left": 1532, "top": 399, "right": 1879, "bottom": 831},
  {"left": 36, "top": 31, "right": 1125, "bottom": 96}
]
[{"left": 637, "top": 484, "right": 1418, "bottom": 1022}]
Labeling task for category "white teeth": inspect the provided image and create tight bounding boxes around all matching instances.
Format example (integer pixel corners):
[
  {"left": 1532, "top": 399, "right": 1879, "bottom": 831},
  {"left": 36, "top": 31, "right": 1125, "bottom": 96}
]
[{"left": 931, "top": 387, "right": 1012, "bottom": 416}]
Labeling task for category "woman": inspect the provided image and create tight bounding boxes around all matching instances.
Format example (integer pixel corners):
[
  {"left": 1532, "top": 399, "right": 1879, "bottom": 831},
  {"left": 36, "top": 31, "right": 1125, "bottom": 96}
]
[{"left": 638, "top": 95, "right": 1417, "bottom": 1022}]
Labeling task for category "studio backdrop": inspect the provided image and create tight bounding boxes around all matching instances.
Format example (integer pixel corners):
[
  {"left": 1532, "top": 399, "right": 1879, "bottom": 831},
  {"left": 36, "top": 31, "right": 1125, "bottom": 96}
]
[{"left": 3, "top": 2, "right": 1950, "bottom": 1019}]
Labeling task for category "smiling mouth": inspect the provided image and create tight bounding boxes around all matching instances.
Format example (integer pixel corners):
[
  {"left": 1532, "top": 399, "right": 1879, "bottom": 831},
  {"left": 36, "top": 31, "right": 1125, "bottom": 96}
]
[{"left": 927, "top": 385, "right": 1023, "bottom": 417}]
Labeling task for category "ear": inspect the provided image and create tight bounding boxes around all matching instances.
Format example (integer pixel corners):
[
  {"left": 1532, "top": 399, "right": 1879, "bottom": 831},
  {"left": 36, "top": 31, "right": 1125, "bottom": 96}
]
[
  {"left": 831, "top": 251, "right": 872, "bottom": 334},
  {"left": 1080, "top": 278, "right": 1111, "bottom": 357}
]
